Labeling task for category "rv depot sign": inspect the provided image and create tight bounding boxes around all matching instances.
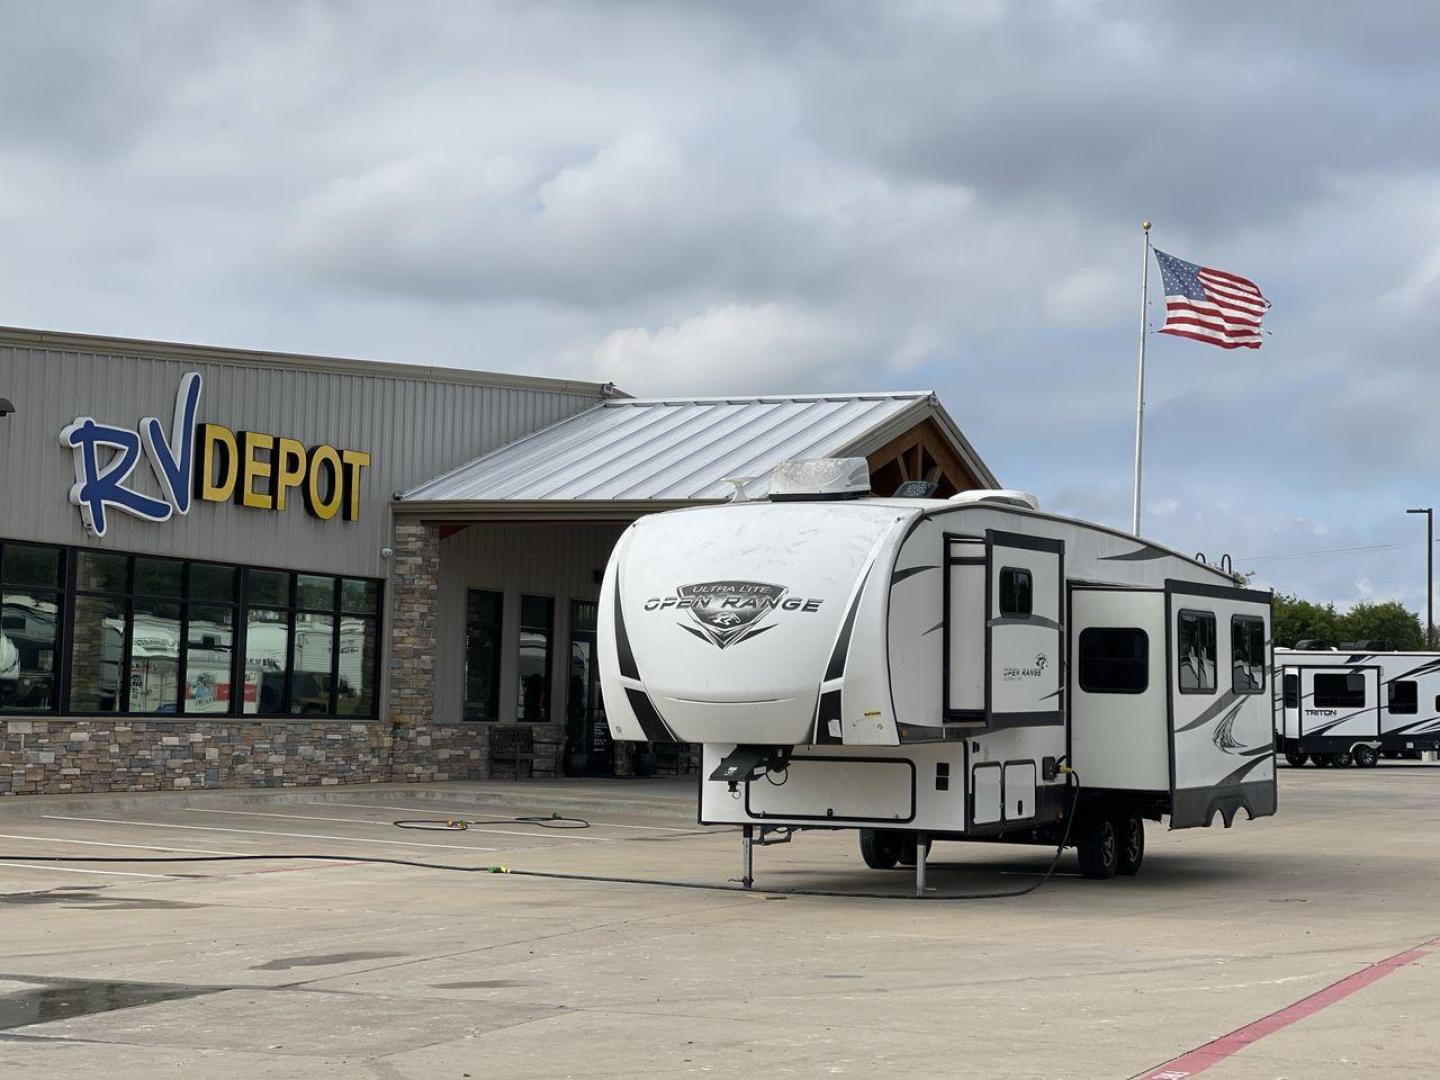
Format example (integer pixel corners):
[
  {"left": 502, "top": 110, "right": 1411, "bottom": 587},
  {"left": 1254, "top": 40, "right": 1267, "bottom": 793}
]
[{"left": 60, "top": 371, "right": 371, "bottom": 538}]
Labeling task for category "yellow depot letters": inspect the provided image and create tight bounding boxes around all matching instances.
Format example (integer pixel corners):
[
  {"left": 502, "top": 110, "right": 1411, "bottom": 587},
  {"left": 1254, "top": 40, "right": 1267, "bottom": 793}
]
[{"left": 194, "top": 422, "right": 371, "bottom": 522}]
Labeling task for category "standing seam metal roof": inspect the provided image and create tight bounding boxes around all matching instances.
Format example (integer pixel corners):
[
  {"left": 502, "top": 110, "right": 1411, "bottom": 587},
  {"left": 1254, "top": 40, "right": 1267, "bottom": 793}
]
[{"left": 400, "top": 392, "right": 994, "bottom": 503}]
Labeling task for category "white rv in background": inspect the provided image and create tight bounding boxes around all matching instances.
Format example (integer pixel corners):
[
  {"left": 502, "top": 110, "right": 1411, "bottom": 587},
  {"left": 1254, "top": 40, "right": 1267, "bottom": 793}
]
[
  {"left": 598, "top": 460, "right": 1277, "bottom": 886},
  {"left": 1274, "top": 648, "right": 1440, "bottom": 767}
]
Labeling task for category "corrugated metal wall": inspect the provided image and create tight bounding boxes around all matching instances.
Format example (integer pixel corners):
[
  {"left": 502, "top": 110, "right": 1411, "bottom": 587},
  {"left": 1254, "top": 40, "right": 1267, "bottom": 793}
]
[
  {"left": 436, "top": 522, "right": 628, "bottom": 724},
  {"left": 0, "top": 340, "right": 605, "bottom": 578}
]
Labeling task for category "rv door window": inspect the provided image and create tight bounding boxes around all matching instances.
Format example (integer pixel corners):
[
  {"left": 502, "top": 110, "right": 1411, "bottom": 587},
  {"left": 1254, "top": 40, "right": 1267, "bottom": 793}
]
[
  {"left": 998, "top": 567, "right": 1032, "bottom": 618},
  {"left": 1077, "top": 628, "right": 1148, "bottom": 694},
  {"left": 1231, "top": 615, "right": 1266, "bottom": 694},
  {"left": 1388, "top": 680, "right": 1418, "bottom": 715},
  {"left": 1283, "top": 673, "right": 1299, "bottom": 709},
  {"left": 1177, "top": 610, "right": 1216, "bottom": 694},
  {"left": 1314, "top": 672, "right": 1366, "bottom": 709}
]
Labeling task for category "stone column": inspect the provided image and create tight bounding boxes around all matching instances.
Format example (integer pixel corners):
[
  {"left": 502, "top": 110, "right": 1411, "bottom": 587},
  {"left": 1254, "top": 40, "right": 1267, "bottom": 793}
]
[{"left": 388, "top": 519, "right": 440, "bottom": 728}]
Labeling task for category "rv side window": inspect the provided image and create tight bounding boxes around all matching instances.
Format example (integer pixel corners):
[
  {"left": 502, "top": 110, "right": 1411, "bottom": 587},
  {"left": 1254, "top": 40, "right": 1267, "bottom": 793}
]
[
  {"left": 1388, "top": 680, "right": 1418, "bottom": 715},
  {"left": 1177, "top": 610, "right": 1216, "bottom": 694},
  {"left": 998, "top": 567, "right": 1032, "bottom": 617},
  {"left": 1077, "top": 628, "right": 1148, "bottom": 694},
  {"left": 1314, "top": 673, "right": 1366, "bottom": 709},
  {"left": 1231, "top": 615, "right": 1266, "bottom": 694},
  {"left": 1283, "top": 673, "right": 1299, "bottom": 709}
]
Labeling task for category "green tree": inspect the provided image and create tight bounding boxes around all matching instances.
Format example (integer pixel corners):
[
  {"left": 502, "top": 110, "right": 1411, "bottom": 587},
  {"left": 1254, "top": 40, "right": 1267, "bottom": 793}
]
[
  {"left": 1271, "top": 593, "right": 1340, "bottom": 648},
  {"left": 1339, "top": 601, "right": 1425, "bottom": 650}
]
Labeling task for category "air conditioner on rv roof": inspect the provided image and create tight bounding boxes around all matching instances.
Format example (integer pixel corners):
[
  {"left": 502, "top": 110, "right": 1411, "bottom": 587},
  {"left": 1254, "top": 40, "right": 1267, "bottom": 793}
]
[
  {"left": 947, "top": 489, "right": 1041, "bottom": 511},
  {"left": 767, "top": 458, "right": 871, "bottom": 501}
]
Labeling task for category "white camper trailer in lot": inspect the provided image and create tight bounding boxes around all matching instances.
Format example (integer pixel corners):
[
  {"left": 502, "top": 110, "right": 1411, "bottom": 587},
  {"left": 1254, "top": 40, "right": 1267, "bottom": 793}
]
[
  {"left": 598, "top": 460, "right": 1277, "bottom": 888},
  {"left": 1274, "top": 648, "right": 1440, "bottom": 767}
]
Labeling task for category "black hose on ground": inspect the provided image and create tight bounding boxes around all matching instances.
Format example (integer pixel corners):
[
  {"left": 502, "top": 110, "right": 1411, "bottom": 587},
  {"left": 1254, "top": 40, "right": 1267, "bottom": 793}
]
[{"left": 0, "top": 772, "right": 1083, "bottom": 901}]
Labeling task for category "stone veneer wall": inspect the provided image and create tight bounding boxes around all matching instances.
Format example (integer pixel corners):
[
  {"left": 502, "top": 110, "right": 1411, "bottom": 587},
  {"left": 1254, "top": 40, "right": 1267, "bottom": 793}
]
[
  {"left": 0, "top": 719, "right": 393, "bottom": 796},
  {"left": 0, "top": 718, "right": 577, "bottom": 796}
]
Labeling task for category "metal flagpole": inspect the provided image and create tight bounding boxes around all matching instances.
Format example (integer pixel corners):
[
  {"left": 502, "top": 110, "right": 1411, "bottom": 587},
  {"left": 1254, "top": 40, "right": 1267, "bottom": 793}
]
[{"left": 1130, "top": 221, "right": 1152, "bottom": 536}]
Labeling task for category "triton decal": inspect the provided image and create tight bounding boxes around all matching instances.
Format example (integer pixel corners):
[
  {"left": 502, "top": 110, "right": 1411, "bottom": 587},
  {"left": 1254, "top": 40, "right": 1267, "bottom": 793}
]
[{"left": 643, "top": 580, "right": 823, "bottom": 650}]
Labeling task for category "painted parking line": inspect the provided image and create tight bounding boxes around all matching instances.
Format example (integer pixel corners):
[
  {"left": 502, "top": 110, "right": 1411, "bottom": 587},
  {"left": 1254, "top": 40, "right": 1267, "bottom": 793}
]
[
  {"left": 0, "top": 832, "right": 250, "bottom": 856},
  {"left": 183, "top": 807, "right": 610, "bottom": 841},
  {"left": 0, "top": 862, "right": 172, "bottom": 879},
  {"left": 40, "top": 815, "right": 496, "bottom": 853},
  {"left": 1137, "top": 934, "right": 1440, "bottom": 1079},
  {"left": 319, "top": 800, "right": 697, "bottom": 832}
]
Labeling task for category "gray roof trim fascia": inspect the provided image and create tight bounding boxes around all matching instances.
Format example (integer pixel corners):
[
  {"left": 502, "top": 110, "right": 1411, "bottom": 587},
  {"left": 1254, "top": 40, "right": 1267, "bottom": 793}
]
[
  {"left": 393, "top": 498, "right": 713, "bottom": 522},
  {"left": 0, "top": 324, "right": 622, "bottom": 397}
]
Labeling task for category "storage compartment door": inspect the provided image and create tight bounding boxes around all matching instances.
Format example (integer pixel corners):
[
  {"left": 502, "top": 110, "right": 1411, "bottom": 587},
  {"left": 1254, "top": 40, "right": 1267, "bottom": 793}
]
[
  {"left": 971, "top": 762, "right": 1002, "bottom": 825},
  {"left": 985, "top": 531, "right": 1064, "bottom": 727},
  {"left": 1003, "top": 761, "right": 1037, "bottom": 822},
  {"left": 745, "top": 757, "right": 915, "bottom": 824}
]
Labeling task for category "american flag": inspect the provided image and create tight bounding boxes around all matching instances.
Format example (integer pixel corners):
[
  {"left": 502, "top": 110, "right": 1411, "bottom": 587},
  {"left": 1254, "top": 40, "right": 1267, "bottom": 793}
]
[{"left": 1154, "top": 249, "right": 1269, "bottom": 349}]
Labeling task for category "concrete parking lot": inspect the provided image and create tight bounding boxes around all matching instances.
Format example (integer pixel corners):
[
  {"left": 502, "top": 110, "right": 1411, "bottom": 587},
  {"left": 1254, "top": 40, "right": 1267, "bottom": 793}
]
[{"left": 0, "top": 766, "right": 1436, "bottom": 1079}]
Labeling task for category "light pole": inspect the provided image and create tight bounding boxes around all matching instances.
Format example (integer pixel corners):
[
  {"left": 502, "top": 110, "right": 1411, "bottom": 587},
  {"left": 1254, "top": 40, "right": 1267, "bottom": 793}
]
[{"left": 1408, "top": 508, "right": 1434, "bottom": 648}]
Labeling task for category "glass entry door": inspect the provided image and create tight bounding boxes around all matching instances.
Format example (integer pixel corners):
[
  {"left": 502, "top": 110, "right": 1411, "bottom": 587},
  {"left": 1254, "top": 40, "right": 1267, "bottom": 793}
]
[{"left": 567, "top": 601, "right": 611, "bottom": 775}]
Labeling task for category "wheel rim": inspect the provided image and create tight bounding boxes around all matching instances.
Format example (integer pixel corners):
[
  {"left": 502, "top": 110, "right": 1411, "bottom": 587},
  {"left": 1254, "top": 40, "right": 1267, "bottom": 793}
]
[
  {"left": 1101, "top": 823, "right": 1116, "bottom": 867},
  {"left": 1124, "top": 820, "right": 1142, "bottom": 864}
]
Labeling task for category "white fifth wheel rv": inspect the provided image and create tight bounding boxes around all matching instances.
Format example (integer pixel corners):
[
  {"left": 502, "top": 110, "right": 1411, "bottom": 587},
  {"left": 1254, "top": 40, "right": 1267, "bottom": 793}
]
[
  {"left": 1274, "top": 648, "right": 1440, "bottom": 767},
  {"left": 597, "top": 459, "right": 1277, "bottom": 888}
]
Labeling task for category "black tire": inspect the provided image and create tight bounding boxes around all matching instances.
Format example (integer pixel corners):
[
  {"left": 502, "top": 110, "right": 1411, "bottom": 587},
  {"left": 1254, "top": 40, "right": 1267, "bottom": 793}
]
[
  {"left": 1076, "top": 814, "right": 1119, "bottom": 880},
  {"left": 1116, "top": 813, "right": 1145, "bottom": 877},
  {"left": 1353, "top": 745, "right": 1379, "bottom": 768},
  {"left": 896, "top": 833, "right": 933, "bottom": 867},
  {"left": 859, "top": 829, "right": 900, "bottom": 870},
  {"left": 1335, "top": 750, "right": 1354, "bottom": 768},
  {"left": 1284, "top": 749, "right": 1309, "bottom": 767},
  {"left": 1313, "top": 753, "right": 1333, "bottom": 767}
]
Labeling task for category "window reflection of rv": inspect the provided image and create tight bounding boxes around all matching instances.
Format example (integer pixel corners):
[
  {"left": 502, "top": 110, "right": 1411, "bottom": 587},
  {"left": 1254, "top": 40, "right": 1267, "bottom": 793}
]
[{"left": 0, "top": 595, "right": 60, "bottom": 709}]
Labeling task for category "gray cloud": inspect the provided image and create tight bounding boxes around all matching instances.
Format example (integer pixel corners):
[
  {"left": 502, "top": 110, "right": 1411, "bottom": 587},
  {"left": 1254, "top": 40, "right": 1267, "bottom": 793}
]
[{"left": 2, "top": 0, "right": 1439, "bottom": 613}]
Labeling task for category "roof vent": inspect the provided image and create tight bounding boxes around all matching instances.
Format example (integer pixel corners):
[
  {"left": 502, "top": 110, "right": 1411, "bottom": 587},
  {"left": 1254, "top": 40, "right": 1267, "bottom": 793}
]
[
  {"left": 947, "top": 489, "right": 1041, "bottom": 511},
  {"left": 768, "top": 458, "right": 871, "bottom": 501}
]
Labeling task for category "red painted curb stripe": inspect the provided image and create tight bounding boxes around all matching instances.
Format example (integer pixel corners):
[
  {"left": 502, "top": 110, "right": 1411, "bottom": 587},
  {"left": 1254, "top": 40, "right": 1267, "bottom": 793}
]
[{"left": 1138, "top": 936, "right": 1440, "bottom": 1079}]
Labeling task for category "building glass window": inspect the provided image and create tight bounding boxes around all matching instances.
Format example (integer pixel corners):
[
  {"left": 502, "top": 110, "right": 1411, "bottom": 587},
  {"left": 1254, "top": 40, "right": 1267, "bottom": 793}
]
[
  {"left": 1177, "top": 610, "right": 1217, "bottom": 694},
  {"left": 69, "top": 594, "right": 125, "bottom": 712},
  {"left": 336, "top": 578, "right": 379, "bottom": 717},
  {"left": 1, "top": 542, "right": 64, "bottom": 712},
  {"left": 998, "top": 567, "right": 1032, "bottom": 618},
  {"left": 1077, "top": 628, "right": 1148, "bottom": 694},
  {"left": 130, "top": 597, "right": 182, "bottom": 713},
  {"left": 464, "top": 590, "right": 503, "bottom": 721},
  {"left": 186, "top": 604, "right": 234, "bottom": 714},
  {"left": 0, "top": 539, "right": 381, "bottom": 719},
  {"left": 1388, "top": 679, "right": 1418, "bottom": 715},
  {"left": 517, "top": 595, "right": 553, "bottom": 722},
  {"left": 245, "top": 606, "right": 290, "bottom": 714},
  {"left": 1231, "top": 616, "right": 1266, "bottom": 694}
]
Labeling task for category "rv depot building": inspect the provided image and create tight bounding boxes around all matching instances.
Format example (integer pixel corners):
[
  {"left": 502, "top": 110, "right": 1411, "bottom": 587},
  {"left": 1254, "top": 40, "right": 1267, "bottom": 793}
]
[{"left": 0, "top": 326, "right": 996, "bottom": 794}]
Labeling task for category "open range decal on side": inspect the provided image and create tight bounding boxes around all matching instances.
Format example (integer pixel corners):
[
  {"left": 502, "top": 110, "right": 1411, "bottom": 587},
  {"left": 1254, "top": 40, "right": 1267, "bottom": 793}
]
[{"left": 643, "top": 581, "right": 823, "bottom": 649}]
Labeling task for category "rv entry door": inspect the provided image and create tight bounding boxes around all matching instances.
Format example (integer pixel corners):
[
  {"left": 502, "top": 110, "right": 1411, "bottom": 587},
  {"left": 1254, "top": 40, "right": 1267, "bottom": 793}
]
[{"left": 985, "top": 531, "right": 1064, "bottom": 727}]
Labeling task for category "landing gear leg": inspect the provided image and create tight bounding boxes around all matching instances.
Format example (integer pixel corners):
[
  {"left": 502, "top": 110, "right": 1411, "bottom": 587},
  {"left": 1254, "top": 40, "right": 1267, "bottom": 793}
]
[
  {"left": 740, "top": 825, "right": 754, "bottom": 890},
  {"left": 914, "top": 830, "right": 928, "bottom": 897}
]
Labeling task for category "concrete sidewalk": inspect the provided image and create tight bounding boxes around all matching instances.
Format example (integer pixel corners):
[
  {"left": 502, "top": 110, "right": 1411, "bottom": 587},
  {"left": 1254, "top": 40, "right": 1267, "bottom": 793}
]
[{"left": 0, "top": 776, "right": 696, "bottom": 821}]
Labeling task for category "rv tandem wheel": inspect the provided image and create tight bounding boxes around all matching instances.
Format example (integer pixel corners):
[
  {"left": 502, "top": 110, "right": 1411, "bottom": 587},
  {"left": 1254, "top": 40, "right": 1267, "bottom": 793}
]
[
  {"left": 1076, "top": 814, "right": 1120, "bottom": 879},
  {"left": 858, "top": 829, "right": 930, "bottom": 870}
]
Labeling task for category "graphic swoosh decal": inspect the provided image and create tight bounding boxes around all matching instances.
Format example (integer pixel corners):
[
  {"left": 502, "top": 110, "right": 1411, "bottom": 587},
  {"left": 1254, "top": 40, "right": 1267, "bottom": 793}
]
[
  {"left": 891, "top": 564, "right": 938, "bottom": 585},
  {"left": 1174, "top": 689, "right": 1243, "bottom": 733}
]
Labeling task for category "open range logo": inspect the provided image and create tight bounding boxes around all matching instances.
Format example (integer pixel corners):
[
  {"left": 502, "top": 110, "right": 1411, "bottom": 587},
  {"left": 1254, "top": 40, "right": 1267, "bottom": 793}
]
[{"left": 644, "top": 581, "right": 823, "bottom": 650}]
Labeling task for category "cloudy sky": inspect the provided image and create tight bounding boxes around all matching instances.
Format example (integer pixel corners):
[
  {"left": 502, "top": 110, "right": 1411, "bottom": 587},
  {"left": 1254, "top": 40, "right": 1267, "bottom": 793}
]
[{"left": 4, "top": 1, "right": 1440, "bottom": 614}]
